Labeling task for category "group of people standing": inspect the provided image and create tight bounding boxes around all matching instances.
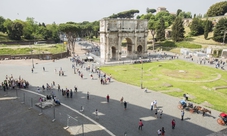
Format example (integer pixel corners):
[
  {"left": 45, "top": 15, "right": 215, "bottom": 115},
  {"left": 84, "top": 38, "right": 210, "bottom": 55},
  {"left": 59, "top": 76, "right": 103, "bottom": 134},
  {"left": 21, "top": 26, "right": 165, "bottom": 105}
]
[{"left": 1, "top": 74, "right": 29, "bottom": 91}]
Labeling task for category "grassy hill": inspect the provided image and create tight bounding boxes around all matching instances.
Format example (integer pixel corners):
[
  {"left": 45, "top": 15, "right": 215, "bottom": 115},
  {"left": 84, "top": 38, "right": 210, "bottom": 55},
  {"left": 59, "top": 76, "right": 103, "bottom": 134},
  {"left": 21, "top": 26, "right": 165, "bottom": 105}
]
[{"left": 184, "top": 26, "right": 221, "bottom": 46}]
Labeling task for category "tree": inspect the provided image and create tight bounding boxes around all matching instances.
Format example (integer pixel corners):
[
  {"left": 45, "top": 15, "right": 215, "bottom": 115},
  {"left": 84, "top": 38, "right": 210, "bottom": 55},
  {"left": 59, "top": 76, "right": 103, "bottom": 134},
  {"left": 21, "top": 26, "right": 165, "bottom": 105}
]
[
  {"left": 213, "top": 18, "right": 227, "bottom": 42},
  {"left": 139, "top": 13, "right": 154, "bottom": 20},
  {"left": 179, "top": 12, "right": 192, "bottom": 18},
  {"left": 37, "top": 26, "right": 51, "bottom": 40},
  {"left": 204, "top": 19, "right": 209, "bottom": 39},
  {"left": 207, "top": 1, "right": 227, "bottom": 17},
  {"left": 10, "top": 21, "right": 24, "bottom": 40},
  {"left": 91, "top": 21, "right": 99, "bottom": 38},
  {"left": 46, "top": 22, "right": 60, "bottom": 42},
  {"left": 0, "top": 16, "right": 6, "bottom": 33},
  {"left": 176, "top": 9, "right": 182, "bottom": 16},
  {"left": 4, "top": 19, "right": 23, "bottom": 40},
  {"left": 204, "top": 18, "right": 213, "bottom": 39},
  {"left": 23, "top": 17, "right": 39, "bottom": 40},
  {"left": 146, "top": 8, "right": 156, "bottom": 14},
  {"left": 109, "top": 9, "right": 139, "bottom": 18},
  {"left": 148, "top": 20, "right": 158, "bottom": 50},
  {"left": 189, "top": 18, "right": 204, "bottom": 36},
  {"left": 156, "top": 17, "right": 165, "bottom": 41},
  {"left": 171, "top": 17, "right": 185, "bottom": 42},
  {"left": 59, "top": 23, "right": 79, "bottom": 55},
  {"left": 3, "top": 19, "right": 13, "bottom": 35}
]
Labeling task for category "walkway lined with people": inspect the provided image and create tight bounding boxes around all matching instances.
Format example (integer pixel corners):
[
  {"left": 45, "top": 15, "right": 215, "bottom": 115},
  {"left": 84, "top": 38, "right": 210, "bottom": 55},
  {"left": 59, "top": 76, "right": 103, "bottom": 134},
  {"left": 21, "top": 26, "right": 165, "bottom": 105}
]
[{"left": 0, "top": 56, "right": 226, "bottom": 136}]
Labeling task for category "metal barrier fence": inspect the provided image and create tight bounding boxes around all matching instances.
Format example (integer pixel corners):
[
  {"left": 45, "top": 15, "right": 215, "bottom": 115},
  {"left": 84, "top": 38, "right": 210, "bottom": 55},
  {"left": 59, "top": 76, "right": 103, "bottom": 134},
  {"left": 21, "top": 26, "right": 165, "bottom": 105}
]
[{"left": 0, "top": 87, "right": 104, "bottom": 136}]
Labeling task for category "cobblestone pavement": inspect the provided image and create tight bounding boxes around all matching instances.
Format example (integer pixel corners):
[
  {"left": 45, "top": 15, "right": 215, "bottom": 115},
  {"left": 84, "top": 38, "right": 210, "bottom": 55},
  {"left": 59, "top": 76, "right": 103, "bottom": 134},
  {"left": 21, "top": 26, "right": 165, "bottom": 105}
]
[{"left": 0, "top": 56, "right": 226, "bottom": 136}]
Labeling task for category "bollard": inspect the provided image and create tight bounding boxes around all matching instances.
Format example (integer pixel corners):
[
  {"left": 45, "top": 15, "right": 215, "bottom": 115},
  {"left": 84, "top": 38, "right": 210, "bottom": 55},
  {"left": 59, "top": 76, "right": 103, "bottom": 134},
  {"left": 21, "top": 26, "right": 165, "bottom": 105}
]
[
  {"left": 21, "top": 93, "right": 25, "bottom": 104},
  {"left": 65, "top": 116, "right": 70, "bottom": 129},
  {"left": 82, "top": 123, "right": 84, "bottom": 136},
  {"left": 39, "top": 102, "right": 43, "bottom": 116},
  {"left": 52, "top": 106, "right": 56, "bottom": 122},
  {"left": 16, "top": 88, "right": 18, "bottom": 98},
  {"left": 29, "top": 98, "right": 33, "bottom": 110}
]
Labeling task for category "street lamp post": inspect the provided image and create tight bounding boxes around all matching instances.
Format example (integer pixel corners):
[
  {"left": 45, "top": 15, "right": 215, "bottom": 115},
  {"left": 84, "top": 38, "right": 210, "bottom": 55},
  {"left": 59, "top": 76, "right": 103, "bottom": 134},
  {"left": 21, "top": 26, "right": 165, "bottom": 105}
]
[
  {"left": 140, "top": 59, "right": 143, "bottom": 89},
  {"left": 30, "top": 45, "right": 34, "bottom": 68}
]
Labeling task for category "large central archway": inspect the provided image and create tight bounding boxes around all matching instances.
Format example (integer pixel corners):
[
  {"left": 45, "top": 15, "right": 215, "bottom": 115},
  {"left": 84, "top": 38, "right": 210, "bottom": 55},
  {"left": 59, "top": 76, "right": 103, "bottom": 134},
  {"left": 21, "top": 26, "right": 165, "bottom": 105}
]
[
  {"left": 99, "top": 18, "right": 148, "bottom": 62},
  {"left": 121, "top": 38, "right": 133, "bottom": 59}
]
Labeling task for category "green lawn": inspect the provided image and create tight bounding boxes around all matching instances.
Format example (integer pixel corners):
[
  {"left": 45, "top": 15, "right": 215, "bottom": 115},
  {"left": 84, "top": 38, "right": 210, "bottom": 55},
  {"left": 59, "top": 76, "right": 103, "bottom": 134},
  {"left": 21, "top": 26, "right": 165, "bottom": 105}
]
[
  {"left": 0, "top": 44, "right": 66, "bottom": 55},
  {"left": 101, "top": 60, "right": 227, "bottom": 112}
]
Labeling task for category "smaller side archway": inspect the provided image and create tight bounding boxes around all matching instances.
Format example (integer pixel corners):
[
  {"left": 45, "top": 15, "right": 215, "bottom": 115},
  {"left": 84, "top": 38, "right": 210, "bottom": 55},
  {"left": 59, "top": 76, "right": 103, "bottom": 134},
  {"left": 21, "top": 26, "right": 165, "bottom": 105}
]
[{"left": 137, "top": 45, "right": 143, "bottom": 57}]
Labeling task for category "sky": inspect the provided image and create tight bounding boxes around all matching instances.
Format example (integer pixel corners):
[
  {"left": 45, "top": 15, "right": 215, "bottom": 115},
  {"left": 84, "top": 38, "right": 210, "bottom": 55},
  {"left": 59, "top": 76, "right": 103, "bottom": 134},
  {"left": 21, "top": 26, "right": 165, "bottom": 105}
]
[{"left": 1, "top": 0, "right": 224, "bottom": 24}]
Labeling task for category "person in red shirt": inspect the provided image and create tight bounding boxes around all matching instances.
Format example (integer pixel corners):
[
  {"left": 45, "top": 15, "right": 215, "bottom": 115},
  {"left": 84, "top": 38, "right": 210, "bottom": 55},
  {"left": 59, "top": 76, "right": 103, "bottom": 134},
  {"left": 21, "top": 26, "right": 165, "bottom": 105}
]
[
  {"left": 138, "top": 120, "right": 143, "bottom": 130},
  {"left": 172, "top": 119, "right": 176, "bottom": 129},
  {"left": 106, "top": 94, "right": 110, "bottom": 102}
]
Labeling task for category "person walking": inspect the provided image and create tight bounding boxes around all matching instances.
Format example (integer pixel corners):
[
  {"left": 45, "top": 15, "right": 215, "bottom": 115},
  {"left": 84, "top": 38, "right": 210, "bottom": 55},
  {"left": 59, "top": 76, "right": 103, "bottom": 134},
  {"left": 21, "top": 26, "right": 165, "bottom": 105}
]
[
  {"left": 150, "top": 101, "right": 154, "bottom": 110},
  {"left": 172, "top": 119, "right": 176, "bottom": 129},
  {"left": 70, "top": 89, "right": 73, "bottom": 98},
  {"left": 120, "top": 97, "right": 124, "bottom": 103},
  {"left": 154, "top": 108, "right": 158, "bottom": 118},
  {"left": 95, "top": 109, "right": 99, "bottom": 119},
  {"left": 106, "top": 94, "right": 110, "bottom": 102},
  {"left": 43, "top": 67, "right": 45, "bottom": 71},
  {"left": 153, "top": 100, "right": 157, "bottom": 109},
  {"left": 138, "top": 120, "right": 143, "bottom": 130},
  {"left": 123, "top": 101, "right": 127, "bottom": 110},
  {"left": 58, "top": 84, "right": 60, "bottom": 91},
  {"left": 87, "top": 92, "right": 90, "bottom": 100},
  {"left": 161, "top": 127, "right": 165, "bottom": 136},
  {"left": 159, "top": 109, "right": 163, "bottom": 119},
  {"left": 181, "top": 110, "right": 184, "bottom": 121},
  {"left": 157, "top": 129, "right": 162, "bottom": 136},
  {"left": 66, "top": 89, "right": 69, "bottom": 98},
  {"left": 74, "top": 86, "right": 77, "bottom": 92}
]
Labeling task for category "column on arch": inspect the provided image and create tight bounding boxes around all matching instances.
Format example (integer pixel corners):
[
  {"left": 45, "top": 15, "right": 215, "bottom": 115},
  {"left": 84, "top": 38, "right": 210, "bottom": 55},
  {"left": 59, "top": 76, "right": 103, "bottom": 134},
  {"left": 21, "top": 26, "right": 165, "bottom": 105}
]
[
  {"left": 117, "top": 33, "right": 122, "bottom": 61},
  {"left": 106, "top": 33, "right": 110, "bottom": 62},
  {"left": 134, "top": 33, "right": 138, "bottom": 59}
]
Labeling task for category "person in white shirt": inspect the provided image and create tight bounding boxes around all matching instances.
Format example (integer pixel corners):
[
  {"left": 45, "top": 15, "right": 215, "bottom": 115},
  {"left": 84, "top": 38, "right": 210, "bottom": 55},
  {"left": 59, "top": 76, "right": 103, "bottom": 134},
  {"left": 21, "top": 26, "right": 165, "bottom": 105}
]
[
  {"left": 153, "top": 100, "right": 157, "bottom": 109},
  {"left": 157, "top": 129, "right": 161, "bottom": 136}
]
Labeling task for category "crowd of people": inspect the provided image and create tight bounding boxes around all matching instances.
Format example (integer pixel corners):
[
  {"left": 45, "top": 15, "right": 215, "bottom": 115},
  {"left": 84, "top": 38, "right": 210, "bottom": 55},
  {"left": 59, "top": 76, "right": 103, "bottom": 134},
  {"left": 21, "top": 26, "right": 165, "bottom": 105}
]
[{"left": 1, "top": 74, "right": 29, "bottom": 91}]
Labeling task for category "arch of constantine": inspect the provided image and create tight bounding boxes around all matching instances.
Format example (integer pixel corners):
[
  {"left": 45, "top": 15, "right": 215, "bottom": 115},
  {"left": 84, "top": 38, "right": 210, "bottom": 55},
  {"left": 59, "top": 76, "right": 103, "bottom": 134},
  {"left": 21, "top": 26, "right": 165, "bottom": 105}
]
[{"left": 99, "top": 19, "right": 148, "bottom": 62}]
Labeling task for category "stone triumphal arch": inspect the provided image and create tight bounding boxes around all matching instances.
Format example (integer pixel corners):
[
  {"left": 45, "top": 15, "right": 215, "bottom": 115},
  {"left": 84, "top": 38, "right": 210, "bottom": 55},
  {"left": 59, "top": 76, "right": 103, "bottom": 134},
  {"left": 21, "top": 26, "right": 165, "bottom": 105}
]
[{"left": 99, "top": 19, "right": 148, "bottom": 62}]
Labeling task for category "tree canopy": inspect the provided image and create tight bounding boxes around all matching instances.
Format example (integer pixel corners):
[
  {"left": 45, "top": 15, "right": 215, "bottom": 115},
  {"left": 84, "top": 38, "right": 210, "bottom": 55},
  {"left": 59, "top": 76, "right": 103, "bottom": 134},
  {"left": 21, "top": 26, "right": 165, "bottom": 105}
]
[
  {"left": 207, "top": 1, "right": 227, "bottom": 17},
  {"left": 146, "top": 8, "right": 156, "bottom": 14},
  {"left": 189, "top": 18, "right": 204, "bottom": 36},
  {"left": 213, "top": 18, "right": 227, "bottom": 42},
  {"left": 156, "top": 17, "right": 165, "bottom": 41},
  {"left": 109, "top": 10, "right": 139, "bottom": 19},
  {"left": 0, "top": 16, "right": 6, "bottom": 33},
  {"left": 171, "top": 17, "right": 185, "bottom": 42}
]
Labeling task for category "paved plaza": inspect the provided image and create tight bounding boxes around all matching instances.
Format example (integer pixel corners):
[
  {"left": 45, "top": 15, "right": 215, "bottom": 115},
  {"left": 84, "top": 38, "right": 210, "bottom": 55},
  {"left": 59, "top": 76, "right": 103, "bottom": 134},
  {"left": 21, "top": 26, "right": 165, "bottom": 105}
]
[{"left": 0, "top": 56, "right": 226, "bottom": 136}]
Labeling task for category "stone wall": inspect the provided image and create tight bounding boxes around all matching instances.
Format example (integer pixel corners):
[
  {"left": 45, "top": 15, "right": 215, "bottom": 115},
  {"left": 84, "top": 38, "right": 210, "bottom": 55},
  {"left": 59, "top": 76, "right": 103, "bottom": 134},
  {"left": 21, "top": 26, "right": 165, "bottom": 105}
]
[
  {"left": 0, "top": 40, "right": 56, "bottom": 45},
  {"left": 0, "top": 51, "right": 69, "bottom": 60}
]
